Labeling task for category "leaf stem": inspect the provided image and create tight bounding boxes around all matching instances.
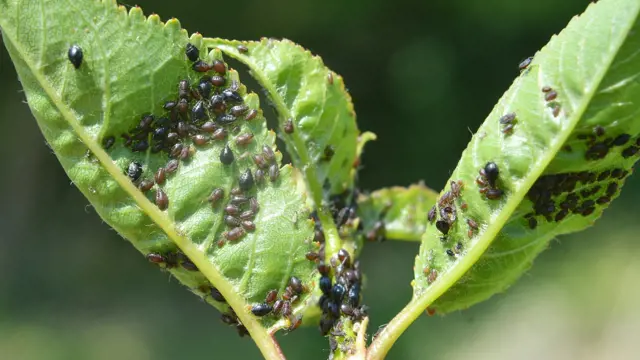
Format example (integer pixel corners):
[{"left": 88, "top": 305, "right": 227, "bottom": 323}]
[{"left": 0, "top": 27, "right": 284, "bottom": 360}]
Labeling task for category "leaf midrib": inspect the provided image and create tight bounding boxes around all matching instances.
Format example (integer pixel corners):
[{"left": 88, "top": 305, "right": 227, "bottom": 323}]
[{"left": 0, "top": 17, "right": 271, "bottom": 353}]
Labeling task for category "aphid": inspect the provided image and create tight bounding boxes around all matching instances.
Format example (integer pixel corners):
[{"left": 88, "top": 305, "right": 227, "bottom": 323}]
[
  {"left": 152, "top": 168, "right": 165, "bottom": 186},
  {"left": 485, "top": 188, "right": 503, "bottom": 200},
  {"left": 331, "top": 284, "right": 346, "bottom": 302},
  {"left": 198, "top": 81, "right": 213, "bottom": 99},
  {"left": 427, "top": 269, "right": 438, "bottom": 283},
  {"left": 212, "top": 128, "right": 227, "bottom": 140},
  {"left": 319, "top": 317, "right": 335, "bottom": 336},
  {"left": 222, "top": 89, "right": 243, "bottom": 103},
  {"left": 483, "top": 162, "right": 500, "bottom": 188},
  {"left": 272, "top": 300, "right": 284, "bottom": 314},
  {"left": 544, "top": 91, "right": 558, "bottom": 101},
  {"left": 306, "top": 252, "right": 319, "bottom": 261},
  {"left": 250, "top": 197, "right": 260, "bottom": 213},
  {"left": 225, "top": 204, "right": 240, "bottom": 216},
  {"left": 288, "top": 315, "right": 303, "bottom": 331},
  {"left": 427, "top": 205, "right": 437, "bottom": 223},
  {"left": 225, "top": 227, "right": 245, "bottom": 241},
  {"left": 220, "top": 144, "right": 235, "bottom": 165},
  {"left": 518, "top": 56, "right": 533, "bottom": 70},
  {"left": 217, "top": 114, "right": 237, "bottom": 125},
  {"left": 210, "top": 94, "right": 226, "bottom": 113},
  {"left": 622, "top": 146, "right": 639, "bottom": 158},
  {"left": 528, "top": 217, "right": 538, "bottom": 229},
  {"left": 337, "top": 249, "right": 351, "bottom": 267},
  {"left": 166, "top": 132, "right": 179, "bottom": 144},
  {"left": 127, "top": 162, "right": 143, "bottom": 181},
  {"left": 446, "top": 249, "right": 455, "bottom": 257},
  {"left": 317, "top": 263, "right": 330, "bottom": 276},
  {"left": 200, "top": 121, "right": 217, "bottom": 133},
  {"left": 192, "top": 60, "right": 212, "bottom": 72},
  {"left": 230, "top": 105, "right": 249, "bottom": 117},
  {"left": 207, "top": 188, "right": 224, "bottom": 204},
  {"left": 289, "top": 276, "right": 304, "bottom": 294},
  {"left": 319, "top": 276, "right": 332, "bottom": 295},
  {"left": 265, "top": 290, "right": 278, "bottom": 304},
  {"left": 176, "top": 99, "right": 189, "bottom": 116},
  {"left": 552, "top": 104, "right": 561, "bottom": 117},
  {"left": 347, "top": 283, "right": 360, "bottom": 307},
  {"left": 224, "top": 215, "right": 241, "bottom": 228},
  {"left": 245, "top": 109, "right": 258, "bottom": 121},
  {"left": 165, "top": 159, "right": 179, "bottom": 173},
  {"left": 132, "top": 140, "right": 149, "bottom": 152},
  {"left": 210, "top": 75, "right": 226, "bottom": 87},
  {"left": 327, "top": 72, "right": 334, "bottom": 85},
  {"left": 212, "top": 60, "right": 226, "bottom": 74},
  {"left": 153, "top": 127, "right": 168, "bottom": 141},
  {"left": 155, "top": 188, "right": 169, "bottom": 210},
  {"left": 323, "top": 145, "right": 335, "bottom": 160},
  {"left": 178, "top": 80, "right": 190, "bottom": 99},
  {"left": 235, "top": 133, "right": 254, "bottom": 146},
  {"left": 251, "top": 155, "right": 267, "bottom": 170},
  {"left": 239, "top": 210, "right": 255, "bottom": 220},
  {"left": 102, "top": 136, "right": 115, "bottom": 150},
  {"left": 185, "top": 43, "right": 199, "bottom": 62},
  {"left": 241, "top": 220, "right": 256, "bottom": 232},
  {"left": 170, "top": 143, "right": 184, "bottom": 158},
  {"left": 542, "top": 86, "right": 552, "bottom": 92},
  {"left": 237, "top": 44, "right": 249, "bottom": 53},
  {"left": 284, "top": 119, "right": 294, "bottom": 134},
  {"left": 163, "top": 101, "right": 177, "bottom": 111},
  {"left": 502, "top": 124, "right": 515, "bottom": 134},
  {"left": 435, "top": 220, "right": 450, "bottom": 235},
  {"left": 230, "top": 195, "right": 249, "bottom": 206},
  {"left": 555, "top": 209, "right": 568, "bottom": 222},
  {"left": 596, "top": 196, "right": 611, "bottom": 204},
  {"left": 281, "top": 301, "right": 292, "bottom": 317},
  {"left": 191, "top": 101, "right": 206, "bottom": 121},
  {"left": 268, "top": 164, "right": 280, "bottom": 182},
  {"left": 68, "top": 45, "right": 83, "bottom": 69},
  {"left": 211, "top": 287, "right": 225, "bottom": 302},
  {"left": 499, "top": 113, "right": 516, "bottom": 124},
  {"left": 593, "top": 125, "right": 605, "bottom": 137},
  {"left": 612, "top": 134, "right": 631, "bottom": 146},
  {"left": 262, "top": 145, "right": 276, "bottom": 162},
  {"left": 251, "top": 303, "right": 273, "bottom": 317},
  {"left": 585, "top": 142, "right": 609, "bottom": 160},
  {"left": 138, "top": 180, "right": 154, "bottom": 192},
  {"left": 146, "top": 253, "right": 165, "bottom": 264},
  {"left": 192, "top": 134, "right": 208, "bottom": 146},
  {"left": 181, "top": 258, "right": 198, "bottom": 271}
]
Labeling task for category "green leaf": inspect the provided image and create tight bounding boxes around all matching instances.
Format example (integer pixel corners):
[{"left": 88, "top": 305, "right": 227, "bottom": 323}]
[
  {"left": 357, "top": 184, "right": 438, "bottom": 242},
  {"left": 0, "top": 0, "right": 318, "bottom": 356},
  {"left": 203, "top": 38, "right": 373, "bottom": 205},
  {"left": 369, "top": 0, "right": 640, "bottom": 357}
]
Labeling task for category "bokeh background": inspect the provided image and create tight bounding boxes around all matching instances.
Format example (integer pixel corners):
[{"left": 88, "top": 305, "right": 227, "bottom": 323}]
[{"left": 2, "top": 0, "right": 640, "bottom": 359}]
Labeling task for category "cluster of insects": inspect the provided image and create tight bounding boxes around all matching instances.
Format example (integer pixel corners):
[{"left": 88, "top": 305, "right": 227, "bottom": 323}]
[
  {"left": 476, "top": 161, "right": 503, "bottom": 200},
  {"left": 526, "top": 166, "right": 630, "bottom": 229},
  {"left": 249, "top": 276, "right": 307, "bottom": 331},
  {"left": 499, "top": 112, "right": 517, "bottom": 134},
  {"left": 317, "top": 248, "right": 365, "bottom": 336},
  {"left": 427, "top": 179, "right": 470, "bottom": 258},
  {"left": 541, "top": 86, "right": 562, "bottom": 118},
  {"left": 578, "top": 126, "right": 639, "bottom": 161}
]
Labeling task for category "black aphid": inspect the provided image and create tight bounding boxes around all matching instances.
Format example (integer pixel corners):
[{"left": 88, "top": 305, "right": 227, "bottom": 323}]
[
  {"left": 211, "top": 287, "right": 225, "bottom": 302},
  {"left": 185, "top": 43, "right": 199, "bottom": 62},
  {"left": 435, "top": 220, "right": 450, "bottom": 235},
  {"left": 484, "top": 162, "right": 499, "bottom": 188},
  {"left": 192, "top": 101, "right": 206, "bottom": 121},
  {"left": 103, "top": 136, "right": 115, "bottom": 150},
  {"left": 319, "top": 276, "right": 332, "bottom": 295},
  {"left": 220, "top": 144, "right": 235, "bottom": 165},
  {"left": 68, "top": 45, "right": 83, "bottom": 69},
  {"left": 127, "top": 162, "right": 143, "bottom": 181},
  {"left": 222, "top": 89, "right": 243, "bottom": 103},
  {"left": 239, "top": 169, "right": 254, "bottom": 191},
  {"left": 251, "top": 303, "right": 273, "bottom": 317}
]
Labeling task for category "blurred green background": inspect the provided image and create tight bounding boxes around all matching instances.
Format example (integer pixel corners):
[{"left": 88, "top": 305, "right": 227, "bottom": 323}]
[{"left": 2, "top": 0, "right": 639, "bottom": 359}]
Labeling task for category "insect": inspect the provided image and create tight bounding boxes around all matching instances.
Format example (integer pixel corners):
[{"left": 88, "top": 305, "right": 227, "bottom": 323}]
[
  {"left": 268, "top": 164, "right": 280, "bottom": 182},
  {"left": 138, "top": 180, "right": 154, "bottom": 192},
  {"left": 245, "top": 109, "right": 258, "bottom": 121},
  {"left": 237, "top": 44, "right": 249, "bottom": 53},
  {"left": 262, "top": 145, "right": 275, "bottom": 162},
  {"left": 192, "top": 60, "right": 213, "bottom": 72},
  {"left": 518, "top": 56, "right": 533, "bottom": 70},
  {"left": 210, "top": 75, "right": 225, "bottom": 87},
  {"left": 289, "top": 276, "right": 304, "bottom": 294},
  {"left": 284, "top": 119, "right": 294, "bottom": 134},
  {"left": 238, "top": 170, "right": 254, "bottom": 191},
  {"left": 155, "top": 189, "right": 169, "bottom": 210},
  {"left": 212, "top": 60, "right": 226, "bottom": 74},
  {"left": 127, "top": 162, "right": 143, "bottom": 181},
  {"left": 220, "top": 144, "right": 235, "bottom": 165},
  {"left": 251, "top": 303, "right": 273, "bottom": 317},
  {"left": 235, "top": 133, "right": 254, "bottom": 146},
  {"left": 185, "top": 43, "right": 199, "bottom": 62},
  {"left": 265, "top": 290, "right": 278, "bottom": 304},
  {"left": 208, "top": 188, "right": 224, "bottom": 204},
  {"left": 210, "top": 287, "right": 225, "bottom": 302},
  {"left": 68, "top": 45, "right": 83, "bottom": 69}
]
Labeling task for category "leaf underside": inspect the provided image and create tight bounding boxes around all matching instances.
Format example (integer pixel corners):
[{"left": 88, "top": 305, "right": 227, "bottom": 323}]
[
  {"left": 0, "top": 0, "right": 322, "bottom": 333},
  {"left": 414, "top": 0, "right": 640, "bottom": 314}
]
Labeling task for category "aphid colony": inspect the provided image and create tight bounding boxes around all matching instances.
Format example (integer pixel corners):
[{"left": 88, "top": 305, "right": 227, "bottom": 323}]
[
  {"left": 526, "top": 166, "right": 630, "bottom": 229},
  {"left": 577, "top": 125, "right": 639, "bottom": 161},
  {"left": 541, "top": 85, "right": 562, "bottom": 118},
  {"left": 248, "top": 275, "right": 306, "bottom": 331},
  {"left": 107, "top": 43, "right": 281, "bottom": 219},
  {"left": 427, "top": 178, "right": 470, "bottom": 258}
]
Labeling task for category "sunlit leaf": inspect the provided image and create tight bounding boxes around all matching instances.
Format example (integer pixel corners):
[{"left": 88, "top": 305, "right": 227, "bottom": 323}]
[{"left": 0, "top": 1, "right": 318, "bottom": 353}]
